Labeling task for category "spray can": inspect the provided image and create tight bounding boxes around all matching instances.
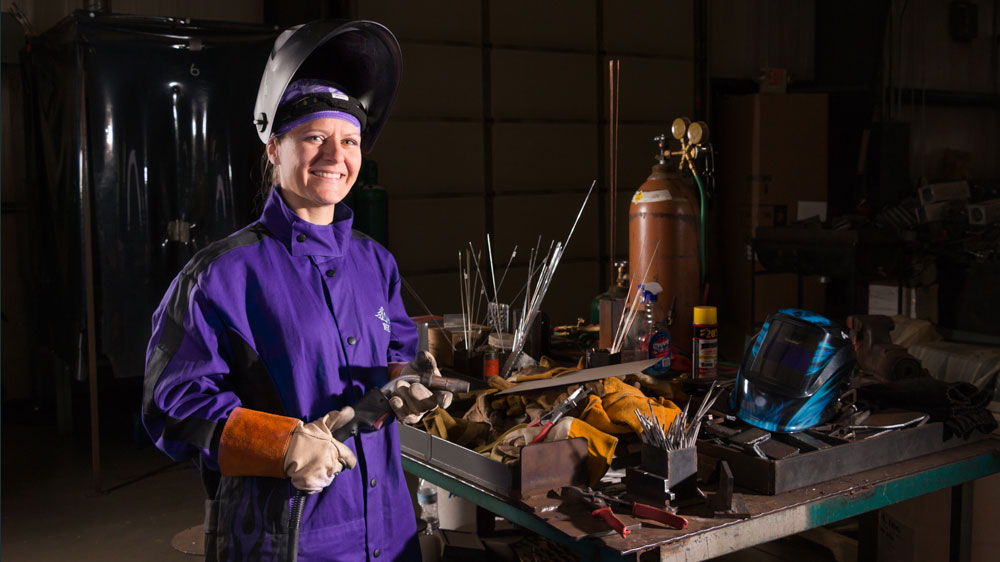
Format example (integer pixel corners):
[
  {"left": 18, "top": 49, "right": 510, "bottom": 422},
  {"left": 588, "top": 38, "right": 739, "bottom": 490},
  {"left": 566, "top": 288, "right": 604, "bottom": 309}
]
[{"left": 692, "top": 306, "right": 718, "bottom": 379}]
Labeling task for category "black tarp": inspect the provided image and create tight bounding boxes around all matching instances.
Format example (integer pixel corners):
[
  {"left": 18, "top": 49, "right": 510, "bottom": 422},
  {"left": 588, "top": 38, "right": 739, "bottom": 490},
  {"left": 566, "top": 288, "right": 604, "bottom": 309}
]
[{"left": 24, "top": 11, "right": 279, "bottom": 379}]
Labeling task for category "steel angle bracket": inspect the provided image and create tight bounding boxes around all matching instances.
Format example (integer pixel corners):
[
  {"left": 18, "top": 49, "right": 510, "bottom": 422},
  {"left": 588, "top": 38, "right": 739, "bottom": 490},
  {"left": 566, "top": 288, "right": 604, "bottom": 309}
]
[{"left": 520, "top": 438, "right": 591, "bottom": 499}]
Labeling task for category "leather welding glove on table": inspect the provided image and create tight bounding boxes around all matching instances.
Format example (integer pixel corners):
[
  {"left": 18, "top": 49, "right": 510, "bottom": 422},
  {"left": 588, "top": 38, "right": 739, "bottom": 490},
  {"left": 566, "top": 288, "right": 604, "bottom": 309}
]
[
  {"left": 218, "top": 407, "right": 358, "bottom": 494},
  {"left": 390, "top": 351, "right": 454, "bottom": 424}
]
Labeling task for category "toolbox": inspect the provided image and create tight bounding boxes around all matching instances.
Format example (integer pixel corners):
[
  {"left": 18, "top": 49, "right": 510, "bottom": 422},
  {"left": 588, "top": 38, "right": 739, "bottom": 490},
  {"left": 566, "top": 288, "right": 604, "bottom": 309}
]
[{"left": 697, "top": 422, "right": 985, "bottom": 495}]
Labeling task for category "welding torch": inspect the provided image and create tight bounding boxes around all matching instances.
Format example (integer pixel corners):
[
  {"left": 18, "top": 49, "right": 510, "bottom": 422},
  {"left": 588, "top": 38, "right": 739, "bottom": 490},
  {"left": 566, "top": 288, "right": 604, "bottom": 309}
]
[
  {"left": 331, "top": 372, "right": 471, "bottom": 442},
  {"left": 289, "top": 371, "right": 470, "bottom": 562}
]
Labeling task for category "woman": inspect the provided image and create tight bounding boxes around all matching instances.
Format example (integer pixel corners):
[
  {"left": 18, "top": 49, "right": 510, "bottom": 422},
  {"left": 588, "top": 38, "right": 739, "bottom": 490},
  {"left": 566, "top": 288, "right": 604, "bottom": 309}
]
[{"left": 143, "top": 20, "right": 441, "bottom": 562}]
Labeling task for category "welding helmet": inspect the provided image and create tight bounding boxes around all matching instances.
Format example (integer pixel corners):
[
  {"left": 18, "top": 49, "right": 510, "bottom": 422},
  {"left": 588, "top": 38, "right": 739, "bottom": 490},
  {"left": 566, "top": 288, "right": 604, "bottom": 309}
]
[
  {"left": 252, "top": 19, "right": 401, "bottom": 153},
  {"left": 729, "top": 309, "right": 856, "bottom": 433}
]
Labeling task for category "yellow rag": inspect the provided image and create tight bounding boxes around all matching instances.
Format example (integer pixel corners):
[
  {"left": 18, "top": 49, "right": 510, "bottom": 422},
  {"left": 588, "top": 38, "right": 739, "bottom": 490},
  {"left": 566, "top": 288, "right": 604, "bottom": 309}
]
[
  {"left": 421, "top": 408, "right": 490, "bottom": 448},
  {"left": 475, "top": 417, "right": 617, "bottom": 486},
  {"left": 581, "top": 377, "right": 681, "bottom": 436}
]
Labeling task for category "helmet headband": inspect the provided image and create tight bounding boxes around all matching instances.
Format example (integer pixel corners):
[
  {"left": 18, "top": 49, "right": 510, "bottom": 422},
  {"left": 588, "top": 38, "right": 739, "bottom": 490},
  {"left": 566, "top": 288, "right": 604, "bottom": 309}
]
[{"left": 272, "top": 80, "right": 367, "bottom": 137}]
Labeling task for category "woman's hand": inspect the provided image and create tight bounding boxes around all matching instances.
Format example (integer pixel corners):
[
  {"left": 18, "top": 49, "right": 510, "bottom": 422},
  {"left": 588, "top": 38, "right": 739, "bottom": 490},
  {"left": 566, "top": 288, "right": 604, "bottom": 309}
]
[
  {"left": 283, "top": 407, "right": 358, "bottom": 493},
  {"left": 389, "top": 351, "right": 453, "bottom": 424}
]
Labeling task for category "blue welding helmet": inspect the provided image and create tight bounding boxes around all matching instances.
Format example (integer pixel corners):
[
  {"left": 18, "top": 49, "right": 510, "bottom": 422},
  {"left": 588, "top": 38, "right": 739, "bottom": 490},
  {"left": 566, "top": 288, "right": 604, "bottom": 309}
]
[{"left": 729, "top": 309, "right": 856, "bottom": 433}]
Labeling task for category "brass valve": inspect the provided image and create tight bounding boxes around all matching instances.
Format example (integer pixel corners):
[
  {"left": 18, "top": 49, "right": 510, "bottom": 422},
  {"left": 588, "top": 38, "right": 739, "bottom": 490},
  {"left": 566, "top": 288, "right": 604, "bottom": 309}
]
[{"left": 654, "top": 118, "right": 710, "bottom": 173}]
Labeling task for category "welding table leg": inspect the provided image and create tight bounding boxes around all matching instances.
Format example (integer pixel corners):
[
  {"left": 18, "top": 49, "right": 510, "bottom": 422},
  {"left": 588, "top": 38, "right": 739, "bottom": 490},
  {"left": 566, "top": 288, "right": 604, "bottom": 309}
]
[
  {"left": 950, "top": 482, "right": 973, "bottom": 562},
  {"left": 857, "top": 511, "right": 878, "bottom": 562},
  {"left": 476, "top": 505, "right": 495, "bottom": 537},
  {"left": 403, "top": 455, "right": 633, "bottom": 562}
]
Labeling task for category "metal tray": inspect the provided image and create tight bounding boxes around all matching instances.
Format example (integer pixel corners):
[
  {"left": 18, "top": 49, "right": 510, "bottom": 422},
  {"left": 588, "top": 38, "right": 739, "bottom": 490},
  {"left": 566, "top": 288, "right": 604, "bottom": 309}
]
[
  {"left": 398, "top": 422, "right": 589, "bottom": 499},
  {"left": 696, "top": 422, "right": 984, "bottom": 495}
]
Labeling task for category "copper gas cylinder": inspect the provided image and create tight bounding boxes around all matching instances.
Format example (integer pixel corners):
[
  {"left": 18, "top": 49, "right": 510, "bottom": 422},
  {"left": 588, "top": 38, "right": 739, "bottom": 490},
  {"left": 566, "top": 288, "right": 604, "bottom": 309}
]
[{"left": 628, "top": 151, "right": 701, "bottom": 353}]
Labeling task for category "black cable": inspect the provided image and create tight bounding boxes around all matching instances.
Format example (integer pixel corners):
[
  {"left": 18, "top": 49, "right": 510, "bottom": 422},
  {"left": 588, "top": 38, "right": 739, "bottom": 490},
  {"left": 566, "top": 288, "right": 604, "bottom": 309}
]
[{"left": 288, "top": 490, "right": 307, "bottom": 562}]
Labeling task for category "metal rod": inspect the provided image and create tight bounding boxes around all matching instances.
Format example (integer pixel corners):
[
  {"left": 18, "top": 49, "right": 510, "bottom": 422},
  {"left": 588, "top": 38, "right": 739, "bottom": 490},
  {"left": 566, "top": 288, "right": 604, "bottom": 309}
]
[
  {"left": 81, "top": 68, "right": 102, "bottom": 496},
  {"left": 485, "top": 233, "right": 501, "bottom": 335},
  {"left": 611, "top": 240, "right": 659, "bottom": 353},
  {"left": 467, "top": 244, "right": 488, "bottom": 327},
  {"left": 494, "top": 245, "right": 518, "bottom": 297},
  {"left": 459, "top": 252, "right": 468, "bottom": 351},
  {"left": 564, "top": 180, "right": 596, "bottom": 253},
  {"left": 609, "top": 59, "right": 620, "bottom": 294},
  {"left": 401, "top": 277, "right": 455, "bottom": 351}
]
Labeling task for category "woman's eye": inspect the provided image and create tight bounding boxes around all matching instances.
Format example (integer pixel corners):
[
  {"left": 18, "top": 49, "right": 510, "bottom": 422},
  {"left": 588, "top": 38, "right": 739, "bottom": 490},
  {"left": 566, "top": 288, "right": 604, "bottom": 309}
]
[
  {"left": 306, "top": 135, "right": 325, "bottom": 142},
  {"left": 344, "top": 138, "right": 359, "bottom": 146}
]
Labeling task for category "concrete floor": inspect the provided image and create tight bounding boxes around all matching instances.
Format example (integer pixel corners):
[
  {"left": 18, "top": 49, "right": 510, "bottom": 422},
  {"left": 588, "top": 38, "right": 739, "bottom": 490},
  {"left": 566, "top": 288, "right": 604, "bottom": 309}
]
[{"left": 1, "top": 421, "right": 205, "bottom": 561}]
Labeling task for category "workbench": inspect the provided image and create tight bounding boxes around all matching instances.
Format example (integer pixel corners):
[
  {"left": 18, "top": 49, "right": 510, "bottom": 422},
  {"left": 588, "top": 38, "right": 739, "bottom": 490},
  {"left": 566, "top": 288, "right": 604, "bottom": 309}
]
[{"left": 402, "top": 434, "right": 1000, "bottom": 561}]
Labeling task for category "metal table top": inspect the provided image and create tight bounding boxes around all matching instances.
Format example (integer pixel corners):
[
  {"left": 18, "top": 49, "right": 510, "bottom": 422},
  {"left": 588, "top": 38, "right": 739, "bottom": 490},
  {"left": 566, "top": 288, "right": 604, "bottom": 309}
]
[{"left": 402, "top": 436, "right": 1000, "bottom": 562}]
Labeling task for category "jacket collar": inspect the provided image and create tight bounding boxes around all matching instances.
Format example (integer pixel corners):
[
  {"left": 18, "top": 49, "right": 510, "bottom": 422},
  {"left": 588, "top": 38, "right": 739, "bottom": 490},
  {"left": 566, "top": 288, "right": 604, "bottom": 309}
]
[{"left": 259, "top": 186, "right": 354, "bottom": 259}]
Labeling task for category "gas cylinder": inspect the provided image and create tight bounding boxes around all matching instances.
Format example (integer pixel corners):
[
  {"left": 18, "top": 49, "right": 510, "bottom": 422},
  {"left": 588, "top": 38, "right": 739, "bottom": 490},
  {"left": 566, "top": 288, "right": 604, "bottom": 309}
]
[
  {"left": 353, "top": 159, "right": 389, "bottom": 247},
  {"left": 628, "top": 136, "right": 701, "bottom": 355}
]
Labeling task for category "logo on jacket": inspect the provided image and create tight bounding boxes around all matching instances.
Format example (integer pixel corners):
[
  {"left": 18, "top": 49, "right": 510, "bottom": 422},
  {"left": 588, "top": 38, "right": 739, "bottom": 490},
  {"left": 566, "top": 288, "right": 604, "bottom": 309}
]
[{"left": 375, "top": 306, "right": 391, "bottom": 333}]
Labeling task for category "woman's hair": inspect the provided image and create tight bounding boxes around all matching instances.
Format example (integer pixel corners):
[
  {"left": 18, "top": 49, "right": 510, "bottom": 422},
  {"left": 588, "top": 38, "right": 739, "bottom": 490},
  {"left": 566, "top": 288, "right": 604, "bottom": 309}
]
[{"left": 256, "top": 137, "right": 280, "bottom": 211}]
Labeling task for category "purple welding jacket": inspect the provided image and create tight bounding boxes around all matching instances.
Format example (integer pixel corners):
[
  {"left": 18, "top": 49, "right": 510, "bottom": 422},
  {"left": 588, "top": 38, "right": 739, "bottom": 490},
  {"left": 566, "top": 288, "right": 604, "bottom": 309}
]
[{"left": 142, "top": 187, "right": 420, "bottom": 562}]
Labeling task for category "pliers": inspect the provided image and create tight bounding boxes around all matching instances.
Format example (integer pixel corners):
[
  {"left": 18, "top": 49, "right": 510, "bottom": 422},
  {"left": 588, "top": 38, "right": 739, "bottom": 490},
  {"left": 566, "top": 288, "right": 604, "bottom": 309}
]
[
  {"left": 562, "top": 486, "right": 689, "bottom": 537},
  {"left": 561, "top": 486, "right": 634, "bottom": 538},
  {"left": 527, "top": 386, "right": 590, "bottom": 444}
]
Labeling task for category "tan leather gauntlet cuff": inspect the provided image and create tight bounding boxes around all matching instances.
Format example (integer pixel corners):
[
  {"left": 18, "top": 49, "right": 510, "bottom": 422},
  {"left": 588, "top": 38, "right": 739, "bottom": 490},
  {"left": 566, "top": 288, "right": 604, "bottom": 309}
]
[{"left": 218, "top": 407, "right": 302, "bottom": 478}]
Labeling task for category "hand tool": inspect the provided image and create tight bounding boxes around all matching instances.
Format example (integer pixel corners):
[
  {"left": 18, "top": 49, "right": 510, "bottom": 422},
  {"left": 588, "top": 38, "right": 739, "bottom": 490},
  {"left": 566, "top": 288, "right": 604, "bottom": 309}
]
[
  {"left": 562, "top": 486, "right": 689, "bottom": 534},
  {"left": 592, "top": 488, "right": 689, "bottom": 530},
  {"left": 561, "top": 486, "right": 633, "bottom": 538},
  {"left": 527, "top": 386, "right": 590, "bottom": 444}
]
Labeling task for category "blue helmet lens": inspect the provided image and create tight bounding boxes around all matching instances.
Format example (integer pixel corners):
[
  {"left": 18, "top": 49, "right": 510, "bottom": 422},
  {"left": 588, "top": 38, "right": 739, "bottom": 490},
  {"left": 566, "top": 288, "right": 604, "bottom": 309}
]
[{"left": 730, "top": 309, "right": 855, "bottom": 433}]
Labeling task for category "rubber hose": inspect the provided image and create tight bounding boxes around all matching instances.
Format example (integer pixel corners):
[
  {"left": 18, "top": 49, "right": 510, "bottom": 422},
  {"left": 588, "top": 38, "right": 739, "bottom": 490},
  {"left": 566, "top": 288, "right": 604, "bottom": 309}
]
[
  {"left": 692, "top": 171, "right": 708, "bottom": 289},
  {"left": 288, "top": 489, "right": 307, "bottom": 562}
]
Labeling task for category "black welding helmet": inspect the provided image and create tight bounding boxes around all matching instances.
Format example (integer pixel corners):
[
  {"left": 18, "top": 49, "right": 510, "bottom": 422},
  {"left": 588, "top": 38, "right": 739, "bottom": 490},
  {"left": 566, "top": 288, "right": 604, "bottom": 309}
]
[
  {"left": 729, "top": 309, "right": 856, "bottom": 433},
  {"left": 252, "top": 19, "right": 401, "bottom": 152}
]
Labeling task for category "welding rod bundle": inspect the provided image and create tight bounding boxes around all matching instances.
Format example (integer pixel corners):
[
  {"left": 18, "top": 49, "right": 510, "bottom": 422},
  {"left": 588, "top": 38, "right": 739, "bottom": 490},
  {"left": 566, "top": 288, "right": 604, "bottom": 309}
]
[
  {"left": 636, "top": 382, "right": 722, "bottom": 451},
  {"left": 497, "top": 180, "right": 596, "bottom": 378}
]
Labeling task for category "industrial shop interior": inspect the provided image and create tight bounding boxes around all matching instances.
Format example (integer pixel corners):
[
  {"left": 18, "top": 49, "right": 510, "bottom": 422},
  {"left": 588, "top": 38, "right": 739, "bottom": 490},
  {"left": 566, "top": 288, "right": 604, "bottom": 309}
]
[{"left": 3, "top": 1, "right": 1000, "bottom": 561}]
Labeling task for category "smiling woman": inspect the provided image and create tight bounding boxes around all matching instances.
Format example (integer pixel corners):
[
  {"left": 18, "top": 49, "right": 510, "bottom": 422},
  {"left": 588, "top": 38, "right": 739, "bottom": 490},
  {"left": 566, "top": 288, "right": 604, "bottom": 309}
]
[
  {"left": 141, "top": 19, "right": 433, "bottom": 562},
  {"left": 268, "top": 116, "right": 362, "bottom": 224}
]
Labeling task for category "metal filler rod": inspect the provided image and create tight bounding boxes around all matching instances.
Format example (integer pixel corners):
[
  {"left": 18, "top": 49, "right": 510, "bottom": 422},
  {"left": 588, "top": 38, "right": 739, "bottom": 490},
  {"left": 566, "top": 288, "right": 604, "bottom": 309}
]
[{"left": 500, "top": 180, "right": 596, "bottom": 378}]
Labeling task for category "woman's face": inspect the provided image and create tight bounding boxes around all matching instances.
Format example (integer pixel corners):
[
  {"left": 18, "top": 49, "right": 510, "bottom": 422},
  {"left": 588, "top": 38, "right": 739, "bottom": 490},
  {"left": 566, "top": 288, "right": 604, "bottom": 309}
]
[{"left": 267, "top": 117, "right": 362, "bottom": 224}]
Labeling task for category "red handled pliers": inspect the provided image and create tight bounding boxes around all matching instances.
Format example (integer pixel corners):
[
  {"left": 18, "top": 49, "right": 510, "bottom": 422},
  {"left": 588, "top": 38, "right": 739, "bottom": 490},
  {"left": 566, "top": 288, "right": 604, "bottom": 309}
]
[
  {"left": 527, "top": 386, "right": 590, "bottom": 445},
  {"left": 562, "top": 486, "right": 688, "bottom": 537},
  {"left": 561, "top": 486, "right": 634, "bottom": 538}
]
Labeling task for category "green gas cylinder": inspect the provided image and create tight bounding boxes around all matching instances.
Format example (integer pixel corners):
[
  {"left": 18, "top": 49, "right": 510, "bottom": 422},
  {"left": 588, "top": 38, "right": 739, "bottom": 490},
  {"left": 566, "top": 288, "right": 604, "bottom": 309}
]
[{"left": 352, "top": 160, "right": 389, "bottom": 248}]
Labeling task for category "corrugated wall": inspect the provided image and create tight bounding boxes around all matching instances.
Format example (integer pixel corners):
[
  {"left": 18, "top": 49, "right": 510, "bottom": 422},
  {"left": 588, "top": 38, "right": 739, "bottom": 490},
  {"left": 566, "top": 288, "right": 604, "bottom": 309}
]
[
  {"left": 1, "top": 0, "right": 263, "bottom": 31},
  {"left": 359, "top": 0, "right": 695, "bottom": 324}
]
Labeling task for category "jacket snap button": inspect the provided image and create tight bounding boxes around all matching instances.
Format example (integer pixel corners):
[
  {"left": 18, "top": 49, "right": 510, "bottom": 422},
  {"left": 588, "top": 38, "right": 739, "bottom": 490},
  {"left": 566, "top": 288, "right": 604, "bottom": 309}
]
[
  {"left": 347, "top": 337, "right": 357, "bottom": 345},
  {"left": 325, "top": 269, "right": 335, "bottom": 277},
  {"left": 296, "top": 234, "right": 306, "bottom": 242}
]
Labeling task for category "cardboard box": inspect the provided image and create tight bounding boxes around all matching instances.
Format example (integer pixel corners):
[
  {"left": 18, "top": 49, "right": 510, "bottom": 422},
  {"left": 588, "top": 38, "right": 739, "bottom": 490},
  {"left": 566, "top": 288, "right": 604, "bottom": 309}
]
[{"left": 868, "top": 282, "right": 939, "bottom": 323}]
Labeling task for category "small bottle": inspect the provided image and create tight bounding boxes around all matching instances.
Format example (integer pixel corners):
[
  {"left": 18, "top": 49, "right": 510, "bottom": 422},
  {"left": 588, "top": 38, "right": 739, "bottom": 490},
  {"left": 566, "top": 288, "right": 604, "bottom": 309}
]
[
  {"left": 692, "top": 306, "right": 718, "bottom": 379},
  {"left": 632, "top": 284, "right": 671, "bottom": 376},
  {"left": 416, "top": 479, "right": 439, "bottom": 535},
  {"left": 483, "top": 348, "right": 499, "bottom": 378}
]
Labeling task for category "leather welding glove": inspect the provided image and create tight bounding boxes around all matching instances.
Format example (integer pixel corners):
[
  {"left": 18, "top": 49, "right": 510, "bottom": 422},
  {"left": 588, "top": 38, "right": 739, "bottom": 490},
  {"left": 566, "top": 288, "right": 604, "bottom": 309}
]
[
  {"left": 217, "top": 407, "right": 357, "bottom": 494},
  {"left": 283, "top": 408, "right": 358, "bottom": 493},
  {"left": 390, "top": 351, "right": 454, "bottom": 424}
]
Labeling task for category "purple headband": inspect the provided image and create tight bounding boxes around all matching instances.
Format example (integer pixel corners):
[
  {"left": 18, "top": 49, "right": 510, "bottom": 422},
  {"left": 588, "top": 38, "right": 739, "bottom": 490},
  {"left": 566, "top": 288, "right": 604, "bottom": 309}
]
[{"left": 271, "top": 79, "right": 364, "bottom": 137}]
